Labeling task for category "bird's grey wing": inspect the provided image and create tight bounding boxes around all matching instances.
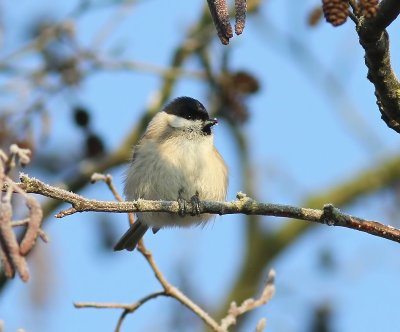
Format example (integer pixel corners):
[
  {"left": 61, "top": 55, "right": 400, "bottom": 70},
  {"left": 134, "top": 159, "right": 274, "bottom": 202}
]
[
  {"left": 116, "top": 131, "right": 161, "bottom": 251},
  {"left": 130, "top": 127, "right": 154, "bottom": 163},
  {"left": 113, "top": 221, "right": 149, "bottom": 251}
]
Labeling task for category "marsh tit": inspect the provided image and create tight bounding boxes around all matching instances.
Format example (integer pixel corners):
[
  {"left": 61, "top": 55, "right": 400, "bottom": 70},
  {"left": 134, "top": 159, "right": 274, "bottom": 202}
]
[{"left": 114, "top": 96, "right": 228, "bottom": 251}]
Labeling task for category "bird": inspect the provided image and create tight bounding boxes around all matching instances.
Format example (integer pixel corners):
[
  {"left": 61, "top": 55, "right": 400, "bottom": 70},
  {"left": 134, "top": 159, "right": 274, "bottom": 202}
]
[{"left": 113, "top": 96, "right": 228, "bottom": 251}]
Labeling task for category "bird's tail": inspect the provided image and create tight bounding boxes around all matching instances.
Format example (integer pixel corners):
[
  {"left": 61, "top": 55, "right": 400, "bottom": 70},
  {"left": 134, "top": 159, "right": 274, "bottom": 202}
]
[{"left": 114, "top": 221, "right": 149, "bottom": 251}]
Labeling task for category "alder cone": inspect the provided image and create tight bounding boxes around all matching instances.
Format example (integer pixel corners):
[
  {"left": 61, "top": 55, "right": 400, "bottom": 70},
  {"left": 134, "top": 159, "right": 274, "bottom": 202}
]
[
  {"left": 322, "top": 0, "right": 349, "bottom": 26},
  {"left": 359, "top": 0, "right": 379, "bottom": 18}
]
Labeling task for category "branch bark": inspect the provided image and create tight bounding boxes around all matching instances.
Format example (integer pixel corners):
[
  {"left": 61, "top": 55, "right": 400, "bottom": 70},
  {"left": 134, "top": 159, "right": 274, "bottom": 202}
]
[
  {"left": 14, "top": 173, "right": 400, "bottom": 245},
  {"left": 356, "top": 0, "right": 400, "bottom": 132}
]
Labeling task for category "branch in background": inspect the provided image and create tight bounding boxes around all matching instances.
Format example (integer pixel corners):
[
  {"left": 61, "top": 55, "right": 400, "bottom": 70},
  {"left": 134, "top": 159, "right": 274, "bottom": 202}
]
[
  {"left": 74, "top": 174, "right": 274, "bottom": 332},
  {"left": 219, "top": 270, "right": 274, "bottom": 331},
  {"left": 13, "top": 173, "right": 400, "bottom": 245},
  {"left": 90, "top": 173, "right": 135, "bottom": 225},
  {"left": 356, "top": 0, "right": 400, "bottom": 133},
  {"left": 74, "top": 292, "right": 166, "bottom": 310}
]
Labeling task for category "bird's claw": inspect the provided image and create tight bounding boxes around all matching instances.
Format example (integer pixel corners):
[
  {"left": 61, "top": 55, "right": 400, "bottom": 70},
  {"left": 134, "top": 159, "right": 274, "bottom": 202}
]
[
  {"left": 177, "top": 189, "right": 186, "bottom": 217},
  {"left": 190, "top": 191, "right": 201, "bottom": 216}
]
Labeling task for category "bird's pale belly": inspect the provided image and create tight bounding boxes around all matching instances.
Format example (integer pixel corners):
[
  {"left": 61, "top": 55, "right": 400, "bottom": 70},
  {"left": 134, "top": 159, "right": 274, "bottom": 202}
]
[
  {"left": 125, "top": 139, "right": 227, "bottom": 228},
  {"left": 138, "top": 165, "right": 223, "bottom": 228}
]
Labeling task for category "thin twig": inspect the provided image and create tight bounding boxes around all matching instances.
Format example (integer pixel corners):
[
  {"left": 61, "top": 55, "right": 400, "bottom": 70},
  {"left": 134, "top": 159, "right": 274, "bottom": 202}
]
[
  {"left": 11, "top": 219, "right": 48, "bottom": 243},
  {"left": 74, "top": 291, "right": 166, "bottom": 310},
  {"left": 75, "top": 291, "right": 166, "bottom": 332},
  {"left": 220, "top": 270, "right": 275, "bottom": 330},
  {"left": 349, "top": 11, "right": 358, "bottom": 24},
  {"left": 91, "top": 173, "right": 124, "bottom": 202},
  {"left": 91, "top": 173, "right": 134, "bottom": 224},
  {"left": 137, "top": 242, "right": 223, "bottom": 332},
  {"left": 348, "top": 0, "right": 359, "bottom": 16},
  {"left": 254, "top": 318, "right": 267, "bottom": 332}
]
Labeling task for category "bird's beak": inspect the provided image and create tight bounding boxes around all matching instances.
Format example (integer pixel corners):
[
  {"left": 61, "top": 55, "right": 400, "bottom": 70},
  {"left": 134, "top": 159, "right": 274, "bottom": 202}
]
[
  {"left": 204, "top": 118, "right": 218, "bottom": 127},
  {"left": 202, "top": 118, "right": 218, "bottom": 134}
]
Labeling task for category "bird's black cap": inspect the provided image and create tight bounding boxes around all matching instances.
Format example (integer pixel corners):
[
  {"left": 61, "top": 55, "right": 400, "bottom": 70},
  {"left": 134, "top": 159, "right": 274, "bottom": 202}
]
[{"left": 164, "top": 97, "right": 210, "bottom": 121}]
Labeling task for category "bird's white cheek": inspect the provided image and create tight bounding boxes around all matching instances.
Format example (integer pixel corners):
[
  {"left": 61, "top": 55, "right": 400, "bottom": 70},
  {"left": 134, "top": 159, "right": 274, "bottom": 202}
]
[{"left": 168, "top": 115, "right": 192, "bottom": 128}]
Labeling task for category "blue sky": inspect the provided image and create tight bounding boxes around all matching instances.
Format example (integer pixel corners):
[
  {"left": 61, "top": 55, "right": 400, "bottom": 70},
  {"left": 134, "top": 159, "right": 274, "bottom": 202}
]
[{"left": 1, "top": 0, "right": 400, "bottom": 331}]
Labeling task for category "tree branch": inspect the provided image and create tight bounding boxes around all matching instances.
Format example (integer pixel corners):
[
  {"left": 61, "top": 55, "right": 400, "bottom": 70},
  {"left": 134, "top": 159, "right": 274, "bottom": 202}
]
[
  {"left": 13, "top": 173, "right": 400, "bottom": 245},
  {"left": 74, "top": 291, "right": 166, "bottom": 310},
  {"left": 356, "top": 0, "right": 400, "bottom": 133},
  {"left": 362, "top": 0, "right": 400, "bottom": 31},
  {"left": 219, "top": 270, "right": 275, "bottom": 330}
]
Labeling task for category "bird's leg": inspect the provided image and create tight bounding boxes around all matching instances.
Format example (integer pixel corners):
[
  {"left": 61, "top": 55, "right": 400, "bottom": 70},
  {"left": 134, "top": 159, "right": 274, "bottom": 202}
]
[
  {"left": 190, "top": 191, "right": 201, "bottom": 216},
  {"left": 177, "top": 188, "right": 187, "bottom": 217}
]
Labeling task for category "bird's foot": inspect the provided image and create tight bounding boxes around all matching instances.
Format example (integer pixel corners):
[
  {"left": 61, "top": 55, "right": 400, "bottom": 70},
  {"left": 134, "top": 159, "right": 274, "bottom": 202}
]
[
  {"left": 190, "top": 191, "right": 201, "bottom": 216},
  {"left": 177, "top": 188, "right": 187, "bottom": 217}
]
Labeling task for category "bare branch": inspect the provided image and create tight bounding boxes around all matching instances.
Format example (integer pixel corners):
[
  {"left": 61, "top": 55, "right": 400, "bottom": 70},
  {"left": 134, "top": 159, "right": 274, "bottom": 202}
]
[
  {"left": 11, "top": 219, "right": 48, "bottom": 243},
  {"left": 91, "top": 173, "right": 124, "bottom": 203},
  {"left": 356, "top": 0, "right": 400, "bottom": 133},
  {"left": 362, "top": 0, "right": 400, "bottom": 31},
  {"left": 74, "top": 291, "right": 166, "bottom": 310},
  {"left": 220, "top": 270, "right": 275, "bottom": 330},
  {"left": 254, "top": 318, "right": 267, "bottom": 332},
  {"left": 15, "top": 173, "right": 400, "bottom": 245},
  {"left": 9, "top": 144, "right": 31, "bottom": 168},
  {"left": 137, "top": 242, "right": 223, "bottom": 331},
  {"left": 90, "top": 173, "right": 135, "bottom": 225}
]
